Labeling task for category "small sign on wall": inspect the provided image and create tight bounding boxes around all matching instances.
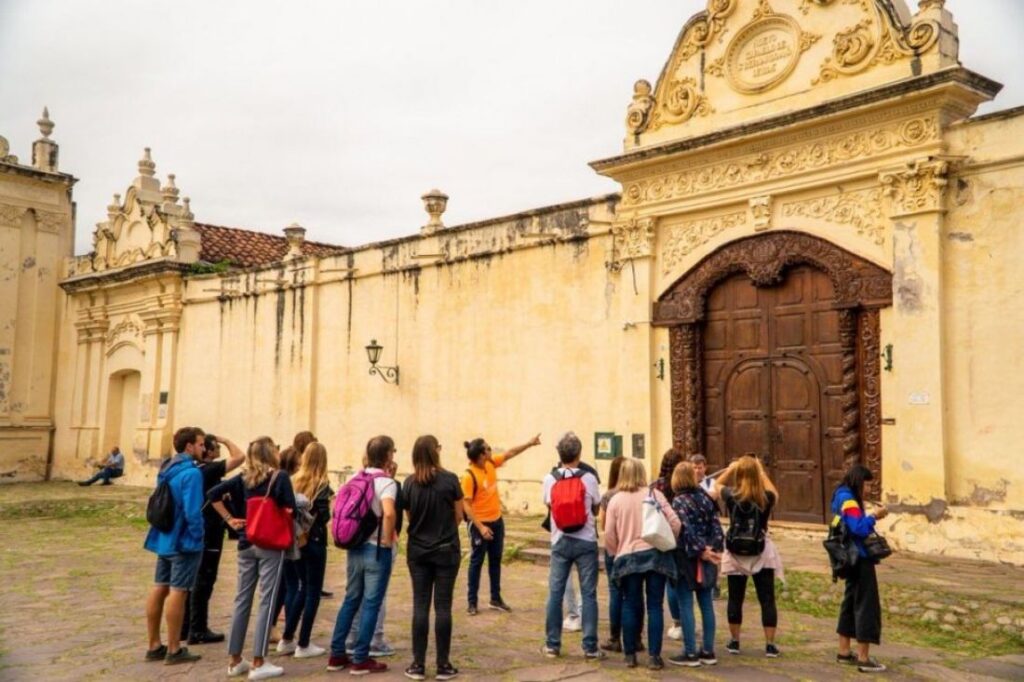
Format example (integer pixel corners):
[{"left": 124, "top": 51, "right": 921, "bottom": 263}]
[
  {"left": 908, "top": 391, "right": 930, "bottom": 405},
  {"left": 157, "top": 391, "right": 169, "bottom": 419},
  {"left": 632, "top": 433, "right": 645, "bottom": 459},
  {"left": 595, "top": 432, "right": 622, "bottom": 460}
]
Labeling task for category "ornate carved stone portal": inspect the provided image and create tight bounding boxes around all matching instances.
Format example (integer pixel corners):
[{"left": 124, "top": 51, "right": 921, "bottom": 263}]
[{"left": 655, "top": 232, "right": 891, "bottom": 513}]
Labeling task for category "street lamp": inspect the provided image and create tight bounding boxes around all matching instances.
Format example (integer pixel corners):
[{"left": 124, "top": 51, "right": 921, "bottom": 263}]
[{"left": 365, "top": 339, "right": 399, "bottom": 385}]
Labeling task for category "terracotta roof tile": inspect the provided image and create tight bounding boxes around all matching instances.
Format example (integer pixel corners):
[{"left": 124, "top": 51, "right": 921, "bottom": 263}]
[{"left": 194, "top": 223, "right": 345, "bottom": 268}]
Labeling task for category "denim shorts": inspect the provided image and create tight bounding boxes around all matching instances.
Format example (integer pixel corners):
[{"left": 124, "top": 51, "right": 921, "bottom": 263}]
[{"left": 154, "top": 551, "right": 203, "bottom": 590}]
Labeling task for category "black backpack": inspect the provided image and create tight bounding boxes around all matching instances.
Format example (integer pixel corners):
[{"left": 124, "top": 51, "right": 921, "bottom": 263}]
[
  {"left": 725, "top": 497, "right": 766, "bottom": 557},
  {"left": 823, "top": 518, "right": 860, "bottom": 582},
  {"left": 146, "top": 462, "right": 177, "bottom": 532}
]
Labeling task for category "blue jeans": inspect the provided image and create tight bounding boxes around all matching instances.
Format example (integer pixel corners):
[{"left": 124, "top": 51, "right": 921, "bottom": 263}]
[
  {"left": 676, "top": 583, "right": 716, "bottom": 655},
  {"left": 467, "top": 518, "right": 505, "bottom": 605},
  {"left": 346, "top": 543, "right": 395, "bottom": 649},
  {"left": 330, "top": 543, "right": 394, "bottom": 663},
  {"left": 544, "top": 536, "right": 598, "bottom": 653},
  {"left": 668, "top": 580, "right": 680, "bottom": 624},
  {"left": 284, "top": 540, "right": 327, "bottom": 647},
  {"left": 82, "top": 467, "right": 123, "bottom": 485},
  {"left": 605, "top": 553, "right": 622, "bottom": 639},
  {"left": 622, "top": 571, "right": 666, "bottom": 656}
]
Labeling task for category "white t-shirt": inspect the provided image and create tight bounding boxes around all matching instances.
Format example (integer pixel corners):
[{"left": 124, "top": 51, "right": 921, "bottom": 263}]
[
  {"left": 542, "top": 467, "right": 600, "bottom": 546},
  {"left": 700, "top": 475, "right": 715, "bottom": 494},
  {"left": 365, "top": 468, "right": 398, "bottom": 545}
]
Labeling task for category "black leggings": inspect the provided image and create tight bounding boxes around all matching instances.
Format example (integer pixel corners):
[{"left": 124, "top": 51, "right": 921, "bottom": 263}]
[
  {"left": 727, "top": 570, "right": 777, "bottom": 628},
  {"left": 409, "top": 554, "right": 461, "bottom": 667},
  {"left": 837, "top": 559, "right": 881, "bottom": 645}
]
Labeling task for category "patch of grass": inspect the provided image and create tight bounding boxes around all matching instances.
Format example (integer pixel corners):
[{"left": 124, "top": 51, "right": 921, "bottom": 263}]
[
  {"left": 0, "top": 498, "right": 147, "bottom": 527},
  {"left": 503, "top": 543, "right": 524, "bottom": 563},
  {"left": 773, "top": 569, "right": 1023, "bottom": 658}
]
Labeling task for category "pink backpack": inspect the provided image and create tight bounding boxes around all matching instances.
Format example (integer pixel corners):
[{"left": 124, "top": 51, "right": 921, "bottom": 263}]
[{"left": 331, "top": 470, "right": 386, "bottom": 549}]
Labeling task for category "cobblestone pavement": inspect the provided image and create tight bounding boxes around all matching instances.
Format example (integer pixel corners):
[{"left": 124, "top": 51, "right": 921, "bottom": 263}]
[{"left": 0, "top": 483, "right": 1022, "bottom": 681}]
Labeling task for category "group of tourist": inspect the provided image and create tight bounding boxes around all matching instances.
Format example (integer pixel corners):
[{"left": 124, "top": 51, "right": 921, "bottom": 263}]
[{"left": 141, "top": 426, "right": 889, "bottom": 680}]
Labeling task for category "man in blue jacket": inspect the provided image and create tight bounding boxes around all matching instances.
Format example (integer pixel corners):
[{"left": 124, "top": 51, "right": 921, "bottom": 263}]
[{"left": 144, "top": 426, "right": 206, "bottom": 665}]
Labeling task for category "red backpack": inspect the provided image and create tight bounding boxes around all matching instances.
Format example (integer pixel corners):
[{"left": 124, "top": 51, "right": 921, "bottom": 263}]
[{"left": 550, "top": 469, "right": 588, "bottom": 533}]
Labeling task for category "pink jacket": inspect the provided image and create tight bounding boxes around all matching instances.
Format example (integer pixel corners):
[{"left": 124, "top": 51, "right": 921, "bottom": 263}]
[{"left": 604, "top": 488, "right": 682, "bottom": 558}]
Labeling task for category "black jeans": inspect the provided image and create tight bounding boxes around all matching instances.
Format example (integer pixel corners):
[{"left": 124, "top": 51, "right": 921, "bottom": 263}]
[
  {"left": 837, "top": 559, "right": 881, "bottom": 645},
  {"left": 272, "top": 559, "right": 300, "bottom": 627},
  {"left": 467, "top": 518, "right": 504, "bottom": 605},
  {"left": 181, "top": 531, "right": 224, "bottom": 638},
  {"left": 409, "top": 552, "right": 461, "bottom": 666},
  {"left": 284, "top": 540, "right": 328, "bottom": 647},
  {"left": 727, "top": 569, "right": 777, "bottom": 628}
]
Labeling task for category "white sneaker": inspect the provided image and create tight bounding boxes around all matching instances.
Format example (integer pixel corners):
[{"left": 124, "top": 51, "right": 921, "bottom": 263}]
[
  {"left": 228, "top": 659, "right": 252, "bottom": 677},
  {"left": 248, "top": 661, "right": 284, "bottom": 680},
  {"left": 295, "top": 643, "right": 326, "bottom": 658},
  {"left": 275, "top": 639, "right": 296, "bottom": 655},
  {"left": 562, "top": 615, "right": 582, "bottom": 632},
  {"left": 667, "top": 625, "right": 683, "bottom": 641}
]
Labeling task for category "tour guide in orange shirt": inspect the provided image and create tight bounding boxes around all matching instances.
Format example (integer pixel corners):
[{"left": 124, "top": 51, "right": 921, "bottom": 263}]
[{"left": 461, "top": 434, "right": 541, "bottom": 615}]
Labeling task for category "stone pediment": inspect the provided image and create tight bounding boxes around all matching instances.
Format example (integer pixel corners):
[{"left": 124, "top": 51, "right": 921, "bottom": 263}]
[
  {"left": 624, "top": 0, "right": 957, "bottom": 150},
  {"left": 66, "top": 148, "right": 201, "bottom": 278}
]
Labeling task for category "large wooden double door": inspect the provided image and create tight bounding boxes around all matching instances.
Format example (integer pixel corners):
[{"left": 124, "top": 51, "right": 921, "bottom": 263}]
[{"left": 703, "top": 266, "right": 843, "bottom": 523}]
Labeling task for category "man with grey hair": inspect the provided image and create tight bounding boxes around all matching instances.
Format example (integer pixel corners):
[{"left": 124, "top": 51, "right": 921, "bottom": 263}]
[{"left": 541, "top": 431, "right": 604, "bottom": 659}]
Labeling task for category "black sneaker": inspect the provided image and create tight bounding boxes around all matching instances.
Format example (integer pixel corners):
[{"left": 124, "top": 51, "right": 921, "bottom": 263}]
[
  {"left": 584, "top": 650, "right": 606, "bottom": 661},
  {"left": 188, "top": 630, "right": 225, "bottom": 645},
  {"left": 837, "top": 652, "right": 858, "bottom": 665},
  {"left": 436, "top": 662, "right": 459, "bottom": 680},
  {"left": 648, "top": 655, "right": 664, "bottom": 670},
  {"left": 766, "top": 643, "right": 781, "bottom": 658},
  {"left": 624, "top": 654, "right": 638, "bottom": 668},
  {"left": 667, "top": 653, "right": 701, "bottom": 667},
  {"left": 858, "top": 658, "right": 887, "bottom": 673},
  {"left": 599, "top": 638, "right": 622, "bottom": 653},
  {"left": 488, "top": 598, "right": 512, "bottom": 612},
  {"left": 467, "top": 604, "right": 478, "bottom": 616},
  {"left": 403, "top": 663, "right": 426, "bottom": 680},
  {"left": 320, "top": 590, "right": 334, "bottom": 598},
  {"left": 145, "top": 644, "right": 167, "bottom": 662},
  {"left": 164, "top": 647, "right": 201, "bottom": 665},
  {"left": 726, "top": 640, "right": 740, "bottom": 655},
  {"left": 699, "top": 650, "right": 718, "bottom": 666}
]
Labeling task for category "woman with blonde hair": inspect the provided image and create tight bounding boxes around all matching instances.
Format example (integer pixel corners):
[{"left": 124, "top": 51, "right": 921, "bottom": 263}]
[
  {"left": 208, "top": 437, "right": 296, "bottom": 680},
  {"left": 604, "top": 458, "right": 681, "bottom": 670},
  {"left": 716, "top": 454, "right": 782, "bottom": 659},
  {"left": 279, "top": 442, "right": 334, "bottom": 658}
]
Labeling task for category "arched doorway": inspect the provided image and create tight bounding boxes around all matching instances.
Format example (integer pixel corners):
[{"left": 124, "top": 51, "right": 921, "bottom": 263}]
[
  {"left": 654, "top": 232, "right": 892, "bottom": 522},
  {"left": 104, "top": 370, "right": 141, "bottom": 460}
]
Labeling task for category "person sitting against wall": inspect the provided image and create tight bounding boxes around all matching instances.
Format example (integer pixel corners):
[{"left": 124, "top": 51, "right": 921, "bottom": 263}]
[{"left": 78, "top": 446, "right": 125, "bottom": 486}]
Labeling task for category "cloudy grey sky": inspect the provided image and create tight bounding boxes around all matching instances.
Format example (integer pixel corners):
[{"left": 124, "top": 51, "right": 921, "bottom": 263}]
[{"left": 1, "top": 0, "right": 1021, "bottom": 254}]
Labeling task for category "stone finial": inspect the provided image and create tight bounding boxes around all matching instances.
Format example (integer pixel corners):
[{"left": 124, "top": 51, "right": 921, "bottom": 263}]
[
  {"left": 32, "top": 107, "right": 59, "bottom": 172},
  {"left": 626, "top": 80, "right": 655, "bottom": 135},
  {"left": 918, "top": 0, "right": 944, "bottom": 9},
  {"left": 161, "top": 173, "right": 181, "bottom": 206},
  {"left": 421, "top": 189, "right": 449, "bottom": 234},
  {"left": 107, "top": 193, "right": 122, "bottom": 218},
  {"left": 37, "top": 107, "right": 54, "bottom": 139},
  {"left": 182, "top": 197, "right": 193, "bottom": 220},
  {"left": 138, "top": 147, "right": 156, "bottom": 177},
  {"left": 283, "top": 222, "right": 306, "bottom": 259}
]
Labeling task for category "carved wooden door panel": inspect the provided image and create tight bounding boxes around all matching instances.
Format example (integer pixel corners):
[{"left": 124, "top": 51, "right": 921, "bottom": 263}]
[{"left": 702, "top": 265, "right": 842, "bottom": 522}]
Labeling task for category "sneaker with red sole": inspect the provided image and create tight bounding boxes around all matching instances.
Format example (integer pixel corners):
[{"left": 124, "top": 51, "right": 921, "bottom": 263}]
[
  {"left": 349, "top": 659, "right": 388, "bottom": 675},
  {"left": 326, "top": 654, "right": 351, "bottom": 671}
]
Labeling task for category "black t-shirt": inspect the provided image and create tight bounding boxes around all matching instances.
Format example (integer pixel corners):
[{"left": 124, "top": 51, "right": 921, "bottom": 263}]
[
  {"left": 721, "top": 487, "right": 776, "bottom": 532},
  {"left": 208, "top": 470, "right": 297, "bottom": 550},
  {"left": 199, "top": 460, "right": 228, "bottom": 538},
  {"left": 401, "top": 470, "right": 463, "bottom": 562}
]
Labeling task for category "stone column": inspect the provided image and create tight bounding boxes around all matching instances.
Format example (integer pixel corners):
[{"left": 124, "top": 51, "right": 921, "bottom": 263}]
[{"left": 878, "top": 158, "right": 952, "bottom": 504}]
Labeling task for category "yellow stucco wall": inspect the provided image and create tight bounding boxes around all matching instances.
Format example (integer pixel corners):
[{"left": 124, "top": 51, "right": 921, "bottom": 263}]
[
  {"left": 29, "top": 0, "right": 1024, "bottom": 565},
  {"left": 0, "top": 142, "right": 74, "bottom": 481}
]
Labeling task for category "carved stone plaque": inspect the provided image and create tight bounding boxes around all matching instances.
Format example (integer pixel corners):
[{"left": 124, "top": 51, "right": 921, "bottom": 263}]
[{"left": 726, "top": 16, "right": 802, "bottom": 94}]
